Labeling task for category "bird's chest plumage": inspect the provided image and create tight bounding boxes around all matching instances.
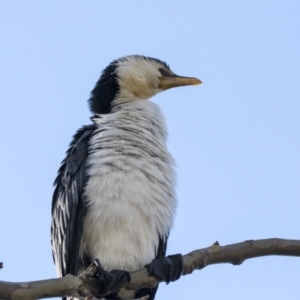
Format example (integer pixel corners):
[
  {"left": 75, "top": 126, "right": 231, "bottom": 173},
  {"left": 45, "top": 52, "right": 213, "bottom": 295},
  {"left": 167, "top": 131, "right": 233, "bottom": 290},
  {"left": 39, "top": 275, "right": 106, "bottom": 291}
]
[{"left": 81, "top": 101, "right": 176, "bottom": 272}]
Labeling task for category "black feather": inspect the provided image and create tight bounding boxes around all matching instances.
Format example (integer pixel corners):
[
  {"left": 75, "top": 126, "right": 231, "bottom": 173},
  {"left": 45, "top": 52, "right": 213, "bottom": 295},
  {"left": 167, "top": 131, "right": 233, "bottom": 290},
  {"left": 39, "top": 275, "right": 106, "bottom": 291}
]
[
  {"left": 140, "top": 55, "right": 170, "bottom": 70},
  {"left": 51, "top": 124, "right": 96, "bottom": 282},
  {"left": 88, "top": 55, "right": 170, "bottom": 115},
  {"left": 88, "top": 61, "right": 119, "bottom": 114}
]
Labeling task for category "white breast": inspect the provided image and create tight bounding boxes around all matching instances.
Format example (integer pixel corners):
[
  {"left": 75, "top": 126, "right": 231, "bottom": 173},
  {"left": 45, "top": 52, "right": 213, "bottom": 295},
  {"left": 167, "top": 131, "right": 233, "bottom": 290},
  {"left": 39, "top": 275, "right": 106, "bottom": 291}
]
[{"left": 81, "top": 100, "right": 177, "bottom": 272}]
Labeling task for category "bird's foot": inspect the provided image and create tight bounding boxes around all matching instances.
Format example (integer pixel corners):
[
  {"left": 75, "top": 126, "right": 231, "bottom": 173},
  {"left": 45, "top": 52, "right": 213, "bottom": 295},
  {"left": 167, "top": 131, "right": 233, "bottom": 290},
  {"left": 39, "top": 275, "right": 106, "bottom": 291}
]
[
  {"left": 84, "top": 259, "right": 131, "bottom": 298},
  {"left": 146, "top": 254, "right": 183, "bottom": 284}
]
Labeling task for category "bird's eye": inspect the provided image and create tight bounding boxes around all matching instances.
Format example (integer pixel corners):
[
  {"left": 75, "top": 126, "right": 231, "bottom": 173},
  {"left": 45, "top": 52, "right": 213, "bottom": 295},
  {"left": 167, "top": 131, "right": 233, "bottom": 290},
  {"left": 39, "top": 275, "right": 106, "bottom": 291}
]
[{"left": 159, "top": 68, "right": 169, "bottom": 77}]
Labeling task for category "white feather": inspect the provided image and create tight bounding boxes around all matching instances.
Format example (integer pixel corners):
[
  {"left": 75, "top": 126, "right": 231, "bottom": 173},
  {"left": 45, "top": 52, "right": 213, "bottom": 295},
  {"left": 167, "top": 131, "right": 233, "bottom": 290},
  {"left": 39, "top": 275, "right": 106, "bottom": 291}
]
[{"left": 81, "top": 100, "right": 177, "bottom": 272}]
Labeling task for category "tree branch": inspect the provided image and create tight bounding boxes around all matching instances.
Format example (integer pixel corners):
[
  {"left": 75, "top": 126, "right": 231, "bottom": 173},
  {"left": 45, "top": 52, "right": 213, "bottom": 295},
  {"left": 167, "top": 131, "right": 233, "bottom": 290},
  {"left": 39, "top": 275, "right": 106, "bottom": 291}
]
[{"left": 1, "top": 238, "right": 300, "bottom": 300}]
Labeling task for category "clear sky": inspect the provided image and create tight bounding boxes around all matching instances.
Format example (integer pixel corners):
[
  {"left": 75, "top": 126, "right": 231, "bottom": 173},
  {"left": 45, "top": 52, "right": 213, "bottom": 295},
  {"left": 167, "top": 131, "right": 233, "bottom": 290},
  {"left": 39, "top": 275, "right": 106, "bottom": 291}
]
[{"left": 0, "top": 1, "right": 299, "bottom": 299}]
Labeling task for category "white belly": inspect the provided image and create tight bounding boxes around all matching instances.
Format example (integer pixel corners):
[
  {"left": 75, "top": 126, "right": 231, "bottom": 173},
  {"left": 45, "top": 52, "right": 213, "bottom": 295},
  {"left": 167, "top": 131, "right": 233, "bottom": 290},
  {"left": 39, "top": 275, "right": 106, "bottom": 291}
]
[{"left": 81, "top": 101, "right": 176, "bottom": 272}]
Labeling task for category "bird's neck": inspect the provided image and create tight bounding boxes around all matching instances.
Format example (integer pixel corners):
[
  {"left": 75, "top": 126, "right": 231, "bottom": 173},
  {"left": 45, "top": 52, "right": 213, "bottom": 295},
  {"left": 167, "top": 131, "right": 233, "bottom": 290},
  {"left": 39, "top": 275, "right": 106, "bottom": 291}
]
[{"left": 93, "top": 100, "right": 168, "bottom": 146}]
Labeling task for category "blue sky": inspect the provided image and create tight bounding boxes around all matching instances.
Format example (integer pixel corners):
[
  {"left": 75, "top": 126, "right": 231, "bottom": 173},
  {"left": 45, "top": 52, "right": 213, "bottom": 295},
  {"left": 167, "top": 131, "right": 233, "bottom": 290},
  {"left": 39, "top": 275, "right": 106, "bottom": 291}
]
[{"left": 0, "top": 1, "right": 299, "bottom": 299}]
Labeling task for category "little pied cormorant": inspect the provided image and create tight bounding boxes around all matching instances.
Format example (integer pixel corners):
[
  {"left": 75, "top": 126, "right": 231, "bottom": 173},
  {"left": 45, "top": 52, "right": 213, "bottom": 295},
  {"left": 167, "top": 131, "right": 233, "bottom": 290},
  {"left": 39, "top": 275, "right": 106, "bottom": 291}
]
[{"left": 51, "top": 55, "right": 201, "bottom": 300}]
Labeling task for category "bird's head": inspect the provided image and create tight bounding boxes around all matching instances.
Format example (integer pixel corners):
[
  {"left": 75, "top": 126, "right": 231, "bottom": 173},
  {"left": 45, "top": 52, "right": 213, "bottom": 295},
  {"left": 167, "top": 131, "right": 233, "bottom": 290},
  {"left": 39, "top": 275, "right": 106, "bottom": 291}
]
[{"left": 88, "top": 55, "right": 201, "bottom": 114}]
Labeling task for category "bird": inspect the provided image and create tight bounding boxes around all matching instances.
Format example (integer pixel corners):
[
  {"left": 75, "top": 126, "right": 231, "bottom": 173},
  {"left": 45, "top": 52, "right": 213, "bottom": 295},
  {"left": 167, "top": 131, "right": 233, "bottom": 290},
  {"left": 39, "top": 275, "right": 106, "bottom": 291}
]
[{"left": 51, "top": 55, "right": 201, "bottom": 300}]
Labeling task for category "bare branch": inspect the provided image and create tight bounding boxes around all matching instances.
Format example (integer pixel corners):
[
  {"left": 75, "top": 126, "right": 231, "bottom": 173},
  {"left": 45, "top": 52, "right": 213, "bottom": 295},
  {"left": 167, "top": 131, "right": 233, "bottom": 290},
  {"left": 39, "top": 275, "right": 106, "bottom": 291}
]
[
  {"left": 123, "top": 238, "right": 300, "bottom": 291},
  {"left": 1, "top": 238, "right": 300, "bottom": 299},
  {"left": 182, "top": 238, "right": 300, "bottom": 275},
  {"left": 0, "top": 275, "right": 84, "bottom": 300}
]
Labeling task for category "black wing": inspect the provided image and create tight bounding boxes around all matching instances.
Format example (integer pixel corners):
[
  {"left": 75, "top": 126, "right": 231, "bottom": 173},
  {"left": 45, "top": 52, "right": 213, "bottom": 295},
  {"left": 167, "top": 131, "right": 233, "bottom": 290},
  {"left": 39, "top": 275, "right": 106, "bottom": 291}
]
[{"left": 51, "top": 124, "right": 96, "bottom": 277}]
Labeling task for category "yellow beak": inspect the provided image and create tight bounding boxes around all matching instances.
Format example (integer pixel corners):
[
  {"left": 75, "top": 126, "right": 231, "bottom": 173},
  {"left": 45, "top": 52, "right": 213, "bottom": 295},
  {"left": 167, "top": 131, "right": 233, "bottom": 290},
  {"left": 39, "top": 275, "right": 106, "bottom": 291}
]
[{"left": 158, "top": 75, "right": 202, "bottom": 91}]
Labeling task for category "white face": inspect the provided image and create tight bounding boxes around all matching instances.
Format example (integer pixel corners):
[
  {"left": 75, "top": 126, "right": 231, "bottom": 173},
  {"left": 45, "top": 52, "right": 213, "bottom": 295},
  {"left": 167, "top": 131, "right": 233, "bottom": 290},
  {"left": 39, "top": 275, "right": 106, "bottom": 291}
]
[{"left": 116, "top": 56, "right": 168, "bottom": 101}]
